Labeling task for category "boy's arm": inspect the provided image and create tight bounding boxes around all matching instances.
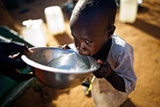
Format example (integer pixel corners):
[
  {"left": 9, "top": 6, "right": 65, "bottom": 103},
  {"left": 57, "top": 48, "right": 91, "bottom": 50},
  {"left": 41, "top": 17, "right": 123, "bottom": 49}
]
[
  {"left": 93, "top": 61, "right": 126, "bottom": 92},
  {"left": 94, "top": 45, "right": 136, "bottom": 93},
  {"left": 105, "top": 69, "right": 126, "bottom": 92}
]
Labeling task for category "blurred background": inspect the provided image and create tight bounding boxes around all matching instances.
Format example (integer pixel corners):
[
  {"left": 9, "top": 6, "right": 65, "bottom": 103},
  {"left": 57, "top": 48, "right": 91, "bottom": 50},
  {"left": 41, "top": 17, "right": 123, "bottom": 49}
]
[{"left": 0, "top": 0, "right": 160, "bottom": 107}]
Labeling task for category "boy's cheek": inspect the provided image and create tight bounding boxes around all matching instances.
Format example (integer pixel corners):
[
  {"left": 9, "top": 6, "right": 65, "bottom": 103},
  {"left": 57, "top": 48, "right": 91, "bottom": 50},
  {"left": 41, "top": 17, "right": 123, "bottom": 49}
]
[{"left": 89, "top": 48, "right": 99, "bottom": 56}]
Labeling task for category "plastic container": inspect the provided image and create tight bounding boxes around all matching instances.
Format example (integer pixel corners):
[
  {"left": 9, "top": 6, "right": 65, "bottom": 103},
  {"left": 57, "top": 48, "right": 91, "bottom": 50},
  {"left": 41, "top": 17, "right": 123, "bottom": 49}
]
[
  {"left": 44, "top": 6, "right": 65, "bottom": 35},
  {"left": 22, "top": 19, "right": 47, "bottom": 47},
  {"left": 119, "top": 0, "right": 138, "bottom": 23}
]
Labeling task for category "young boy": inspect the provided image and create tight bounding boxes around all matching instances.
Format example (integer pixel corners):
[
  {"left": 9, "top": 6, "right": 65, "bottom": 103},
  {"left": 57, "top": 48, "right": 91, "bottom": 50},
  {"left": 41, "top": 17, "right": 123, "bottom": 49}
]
[{"left": 64, "top": 0, "right": 137, "bottom": 106}]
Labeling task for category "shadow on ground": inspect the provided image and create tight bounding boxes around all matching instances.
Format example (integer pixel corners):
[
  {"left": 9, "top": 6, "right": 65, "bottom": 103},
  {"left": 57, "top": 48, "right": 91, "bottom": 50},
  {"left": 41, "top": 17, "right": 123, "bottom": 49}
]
[
  {"left": 128, "top": 18, "right": 160, "bottom": 40},
  {"left": 11, "top": 80, "right": 71, "bottom": 107}
]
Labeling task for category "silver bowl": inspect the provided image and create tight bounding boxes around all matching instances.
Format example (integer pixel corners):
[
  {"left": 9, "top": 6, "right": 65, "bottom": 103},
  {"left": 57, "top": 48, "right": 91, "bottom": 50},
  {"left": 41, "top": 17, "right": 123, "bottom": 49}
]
[{"left": 21, "top": 47, "right": 100, "bottom": 90}]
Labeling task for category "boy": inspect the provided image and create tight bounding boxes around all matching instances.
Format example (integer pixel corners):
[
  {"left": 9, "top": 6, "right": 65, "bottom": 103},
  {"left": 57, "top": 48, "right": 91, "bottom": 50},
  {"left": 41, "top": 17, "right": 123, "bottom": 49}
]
[{"left": 64, "top": 0, "right": 137, "bottom": 106}]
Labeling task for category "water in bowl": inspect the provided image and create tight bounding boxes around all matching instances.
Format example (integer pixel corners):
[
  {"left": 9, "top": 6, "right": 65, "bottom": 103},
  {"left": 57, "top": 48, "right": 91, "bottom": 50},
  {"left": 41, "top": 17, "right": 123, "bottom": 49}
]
[{"left": 47, "top": 53, "right": 90, "bottom": 71}]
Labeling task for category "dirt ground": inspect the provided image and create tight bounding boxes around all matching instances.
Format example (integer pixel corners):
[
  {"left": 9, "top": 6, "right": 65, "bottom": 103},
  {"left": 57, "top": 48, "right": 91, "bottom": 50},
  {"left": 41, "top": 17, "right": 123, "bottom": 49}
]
[{"left": 1, "top": 0, "right": 160, "bottom": 107}]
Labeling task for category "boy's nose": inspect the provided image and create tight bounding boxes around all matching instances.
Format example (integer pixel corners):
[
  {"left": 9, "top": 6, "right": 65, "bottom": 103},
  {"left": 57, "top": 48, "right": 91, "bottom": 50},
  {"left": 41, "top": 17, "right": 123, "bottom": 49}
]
[{"left": 78, "top": 42, "right": 88, "bottom": 55}]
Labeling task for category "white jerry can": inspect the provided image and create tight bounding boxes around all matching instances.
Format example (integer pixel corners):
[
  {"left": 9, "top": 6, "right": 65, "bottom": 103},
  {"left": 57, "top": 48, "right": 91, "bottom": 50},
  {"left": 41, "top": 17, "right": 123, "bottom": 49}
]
[
  {"left": 119, "top": 0, "right": 138, "bottom": 23},
  {"left": 44, "top": 6, "right": 65, "bottom": 35},
  {"left": 22, "top": 19, "right": 47, "bottom": 47}
]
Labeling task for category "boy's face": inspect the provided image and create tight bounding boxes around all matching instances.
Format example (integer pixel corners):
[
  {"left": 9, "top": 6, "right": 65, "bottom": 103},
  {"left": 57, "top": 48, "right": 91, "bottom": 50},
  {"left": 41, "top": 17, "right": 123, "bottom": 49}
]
[
  {"left": 70, "top": 19, "right": 110, "bottom": 56},
  {"left": 69, "top": 0, "right": 115, "bottom": 56}
]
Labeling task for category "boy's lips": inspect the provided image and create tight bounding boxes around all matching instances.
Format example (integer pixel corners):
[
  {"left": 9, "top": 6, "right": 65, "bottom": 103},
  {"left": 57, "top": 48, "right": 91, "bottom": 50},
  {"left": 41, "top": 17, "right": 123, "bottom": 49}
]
[
  {"left": 78, "top": 51, "right": 89, "bottom": 56},
  {"left": 76, "top": 47, "right": 91, "bottom": 56}
]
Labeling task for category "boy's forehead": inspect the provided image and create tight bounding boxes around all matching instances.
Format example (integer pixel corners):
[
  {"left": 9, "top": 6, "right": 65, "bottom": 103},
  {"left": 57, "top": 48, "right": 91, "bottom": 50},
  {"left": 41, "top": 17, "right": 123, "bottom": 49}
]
[
  {"left": 70, "top": 0, "right": 112, "bottom": 30},
  {"left": 70, "top": 0, "right": 117, "bottom": 29},
  {"left": 70, "top": 0, "right": 117, "bottom": 39},
  {"left": 70, "top": 17, "right": 105, "bottom": 40},
  {"left": 70, "top": 11, "right": 108, "bottom": 39},
  {"left": 70, "top": 5, "right": 107, "bottom": 28}
]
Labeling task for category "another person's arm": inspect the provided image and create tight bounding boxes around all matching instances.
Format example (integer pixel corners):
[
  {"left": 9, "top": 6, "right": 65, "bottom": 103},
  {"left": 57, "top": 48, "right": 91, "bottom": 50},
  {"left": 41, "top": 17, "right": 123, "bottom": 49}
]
[{"left": 0, "top": 37, "right": 34, "bottom": 82}]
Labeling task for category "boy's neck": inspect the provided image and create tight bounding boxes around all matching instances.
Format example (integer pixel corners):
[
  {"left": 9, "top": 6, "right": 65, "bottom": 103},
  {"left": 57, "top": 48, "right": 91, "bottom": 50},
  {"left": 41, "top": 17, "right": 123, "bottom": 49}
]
[{"left": 93, "top": 38, "right": 112, "bottom": 60}]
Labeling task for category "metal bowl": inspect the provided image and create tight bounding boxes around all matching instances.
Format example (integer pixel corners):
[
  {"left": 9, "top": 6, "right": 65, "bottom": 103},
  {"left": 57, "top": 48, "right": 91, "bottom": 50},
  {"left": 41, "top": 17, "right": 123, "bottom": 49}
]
[{"left": 21, "top": 47, "right": 100, "bottom": 90}]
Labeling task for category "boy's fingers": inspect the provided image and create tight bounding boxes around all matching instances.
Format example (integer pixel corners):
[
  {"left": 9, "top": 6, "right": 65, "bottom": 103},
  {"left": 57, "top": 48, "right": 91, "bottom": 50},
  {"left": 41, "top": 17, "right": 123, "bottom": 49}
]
[
  {"left": 97, "top": 59, "right": 109, "bottom": 65},
  {"left": 61, "top": 44, "right": 70, "bottom": 50},
  {"left": 97, "top": 59, "right": 103, "bottom": 64}
]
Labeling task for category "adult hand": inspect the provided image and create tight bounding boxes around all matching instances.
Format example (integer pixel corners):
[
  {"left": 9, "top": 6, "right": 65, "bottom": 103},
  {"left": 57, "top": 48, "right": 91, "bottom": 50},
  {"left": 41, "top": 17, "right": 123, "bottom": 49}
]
[{"left": 0, "top": 41, "right": 34, "bottom": 82}]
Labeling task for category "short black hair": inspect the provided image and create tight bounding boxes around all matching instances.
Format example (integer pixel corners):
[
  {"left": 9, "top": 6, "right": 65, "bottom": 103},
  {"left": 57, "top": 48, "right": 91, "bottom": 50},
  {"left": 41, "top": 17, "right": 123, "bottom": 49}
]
[{"left": 74, "top": 0, "right": 117, "bottom": 29}]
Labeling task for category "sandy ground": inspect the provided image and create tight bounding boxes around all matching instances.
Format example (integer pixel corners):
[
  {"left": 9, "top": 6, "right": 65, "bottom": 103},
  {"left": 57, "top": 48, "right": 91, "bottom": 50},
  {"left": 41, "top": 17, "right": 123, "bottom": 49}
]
[{"left": 1, "top": 0, "right": 160, "bottom": 107}]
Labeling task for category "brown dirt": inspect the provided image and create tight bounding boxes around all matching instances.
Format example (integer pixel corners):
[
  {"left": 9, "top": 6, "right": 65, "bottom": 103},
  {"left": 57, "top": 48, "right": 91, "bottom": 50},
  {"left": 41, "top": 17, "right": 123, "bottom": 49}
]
[{"left": 1, "top": 0, "right": 160, "bottom": 107}]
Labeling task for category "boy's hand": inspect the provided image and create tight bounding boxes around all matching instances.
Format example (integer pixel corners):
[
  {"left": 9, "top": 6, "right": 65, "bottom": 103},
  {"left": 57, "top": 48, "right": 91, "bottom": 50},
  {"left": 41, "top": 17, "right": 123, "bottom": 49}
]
[
  {"left": 93, "top": 59, "right": 113, "bottom": 78},
  {"left": 0, "top": 41, "right": 34, "bottom": 82},
  {"left": 61, "top": 44, "right": 71, "bottom": 50}
]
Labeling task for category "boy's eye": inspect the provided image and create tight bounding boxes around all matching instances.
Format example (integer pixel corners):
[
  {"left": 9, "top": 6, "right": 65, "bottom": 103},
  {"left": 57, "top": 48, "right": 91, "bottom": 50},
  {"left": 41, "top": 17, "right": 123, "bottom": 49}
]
[
  {"left": 74, "top": 37, "right": 78, "bottom": 41},
  {"left": 74, "top": 37, "right": 79, "bottom": 43},
  {"left": 85, "top": 40, "right": 93, "bottom": 44}
]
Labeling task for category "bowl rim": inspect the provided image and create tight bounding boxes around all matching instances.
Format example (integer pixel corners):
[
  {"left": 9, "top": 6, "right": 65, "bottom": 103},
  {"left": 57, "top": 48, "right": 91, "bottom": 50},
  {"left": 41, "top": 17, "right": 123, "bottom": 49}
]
[{"left": 21, "top": 47, "right": 100, "bottom": 74}]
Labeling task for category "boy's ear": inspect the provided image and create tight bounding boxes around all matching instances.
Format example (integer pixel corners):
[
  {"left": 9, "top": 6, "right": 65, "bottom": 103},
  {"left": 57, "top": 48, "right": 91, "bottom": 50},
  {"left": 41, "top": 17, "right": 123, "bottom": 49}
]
[{"left": 108, "top": 26, "right": 116, "bottom": 36}]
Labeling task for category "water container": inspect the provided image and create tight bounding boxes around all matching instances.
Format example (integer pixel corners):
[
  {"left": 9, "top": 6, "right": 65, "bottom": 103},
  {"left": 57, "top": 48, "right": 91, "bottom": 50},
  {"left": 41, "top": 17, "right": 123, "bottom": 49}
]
[
  {"left": 22, "top": 19, "right": 47, "bottom": 47},
  {"left": 44, "top": 6, "right": 65, "bottom": 35},
  {"left": 119, "top": 0, "right": 138, "bottom": 23}
]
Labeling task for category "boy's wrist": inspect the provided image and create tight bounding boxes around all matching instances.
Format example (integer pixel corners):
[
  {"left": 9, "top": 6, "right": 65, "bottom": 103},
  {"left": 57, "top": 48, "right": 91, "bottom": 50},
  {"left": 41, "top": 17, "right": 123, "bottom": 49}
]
[
  {"left": 93, "top": 63, "right": 113, "bottom": 78},
  {"left": 100, "top": 60, "right": 113, "bottom": 78},
  {"left": 103, "top": 64, "right": 113, "bottom": 78},
  {"left": 104, "top": 70, "right": 126, "bottom": 92}
]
